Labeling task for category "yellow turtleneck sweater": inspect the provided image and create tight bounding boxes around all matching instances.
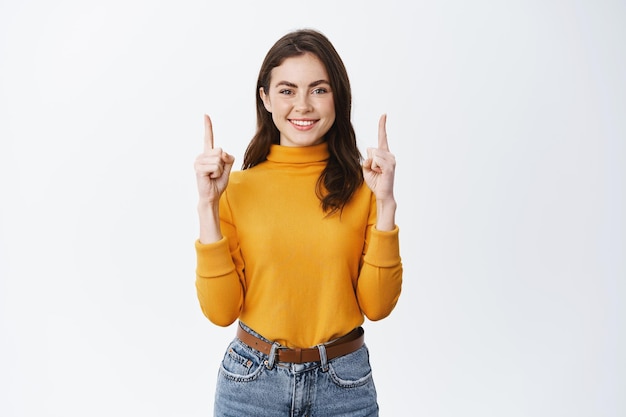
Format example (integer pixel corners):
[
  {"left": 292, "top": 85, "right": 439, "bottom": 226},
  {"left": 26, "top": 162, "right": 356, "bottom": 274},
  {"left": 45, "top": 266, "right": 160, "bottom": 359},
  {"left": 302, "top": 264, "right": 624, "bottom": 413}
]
[{"left": 195, "top": 142, "right": 402, "bottom": 348}]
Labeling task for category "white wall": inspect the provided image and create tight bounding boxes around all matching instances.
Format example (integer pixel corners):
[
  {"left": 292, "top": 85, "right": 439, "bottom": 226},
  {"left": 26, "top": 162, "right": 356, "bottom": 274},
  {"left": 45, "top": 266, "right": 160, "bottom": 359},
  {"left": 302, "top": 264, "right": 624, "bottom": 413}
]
[{"left": 1, "top": 0, "right": 624, "bottom": 416}]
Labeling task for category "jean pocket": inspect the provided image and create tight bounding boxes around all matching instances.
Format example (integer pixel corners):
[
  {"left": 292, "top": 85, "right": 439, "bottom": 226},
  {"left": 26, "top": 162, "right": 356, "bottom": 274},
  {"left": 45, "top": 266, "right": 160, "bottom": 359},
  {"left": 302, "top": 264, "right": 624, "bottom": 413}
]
[
  {"left": 327, "top": 344, "right": 374, "bottom": 388},
  {"left": 219, "top": 340, "right": 264, "bottom": 382}
]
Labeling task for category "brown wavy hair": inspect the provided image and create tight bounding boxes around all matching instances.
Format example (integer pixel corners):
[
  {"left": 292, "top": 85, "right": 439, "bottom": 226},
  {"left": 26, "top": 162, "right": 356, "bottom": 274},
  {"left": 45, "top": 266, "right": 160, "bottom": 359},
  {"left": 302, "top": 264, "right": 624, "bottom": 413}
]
[{"left": 242, "top": 29, "right": 363, "bottom": 215}]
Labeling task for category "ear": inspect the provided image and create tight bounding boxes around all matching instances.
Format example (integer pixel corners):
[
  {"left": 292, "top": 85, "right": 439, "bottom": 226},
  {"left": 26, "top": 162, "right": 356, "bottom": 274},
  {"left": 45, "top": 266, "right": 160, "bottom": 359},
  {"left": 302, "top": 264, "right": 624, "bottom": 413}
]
[{"left": 260, "top": 87, "right": 272, "bottom": 112}]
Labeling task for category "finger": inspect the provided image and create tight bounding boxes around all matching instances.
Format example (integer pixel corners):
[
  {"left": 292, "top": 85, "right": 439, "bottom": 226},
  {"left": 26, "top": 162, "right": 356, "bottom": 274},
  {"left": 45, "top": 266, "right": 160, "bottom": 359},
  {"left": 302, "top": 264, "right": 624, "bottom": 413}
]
[
  {"left": 378, "top": 114, "right": 389, "bottom": 151},
  {"left": 366, "top": 147, "right": 379, "bottom": 171},
  {"left": 209, "top": 164, "right": 224, "bottom": 179},
  {"left": 204, "top": 114, "right": 214, "bottom": 152}
]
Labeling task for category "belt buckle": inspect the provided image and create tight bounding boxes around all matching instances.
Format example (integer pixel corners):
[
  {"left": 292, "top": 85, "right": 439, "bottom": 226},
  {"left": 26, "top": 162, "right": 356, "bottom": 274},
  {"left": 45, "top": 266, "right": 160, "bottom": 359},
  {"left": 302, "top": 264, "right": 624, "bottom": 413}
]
[
  {"left": 265, "top": 344, "right": 283, "bottom": 369},
  {"left": 275, "top": 346, "right": 286, "bottom": 362}
]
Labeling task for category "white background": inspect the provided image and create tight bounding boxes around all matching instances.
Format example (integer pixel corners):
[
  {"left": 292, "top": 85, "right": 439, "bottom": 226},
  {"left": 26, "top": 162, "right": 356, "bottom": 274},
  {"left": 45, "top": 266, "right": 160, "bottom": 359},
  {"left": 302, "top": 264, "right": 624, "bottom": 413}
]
[{"left": 1, "top": 0, "right": 624, "bottom": 416}]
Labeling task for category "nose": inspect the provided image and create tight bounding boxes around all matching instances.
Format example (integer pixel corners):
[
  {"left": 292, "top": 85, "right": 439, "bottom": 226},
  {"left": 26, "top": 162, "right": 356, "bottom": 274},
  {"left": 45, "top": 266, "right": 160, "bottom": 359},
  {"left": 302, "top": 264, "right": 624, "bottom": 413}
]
[{"left": 295, "top": 93, "right": 312, "bottom": 113}]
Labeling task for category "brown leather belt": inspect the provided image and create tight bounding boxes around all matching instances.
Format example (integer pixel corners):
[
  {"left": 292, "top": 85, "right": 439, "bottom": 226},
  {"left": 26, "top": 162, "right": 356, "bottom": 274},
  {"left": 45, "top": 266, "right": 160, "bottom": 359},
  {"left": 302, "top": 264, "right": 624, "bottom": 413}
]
[{"left": 236, "top": 324, "right": 365, "bottom": 364}]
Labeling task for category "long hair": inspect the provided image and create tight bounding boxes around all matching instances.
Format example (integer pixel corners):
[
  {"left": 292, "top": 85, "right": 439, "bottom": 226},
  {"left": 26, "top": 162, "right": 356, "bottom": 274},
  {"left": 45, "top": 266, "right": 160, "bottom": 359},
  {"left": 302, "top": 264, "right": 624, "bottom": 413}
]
[{"left": 243, "top": 29, "right": 363, "bottom": 215}]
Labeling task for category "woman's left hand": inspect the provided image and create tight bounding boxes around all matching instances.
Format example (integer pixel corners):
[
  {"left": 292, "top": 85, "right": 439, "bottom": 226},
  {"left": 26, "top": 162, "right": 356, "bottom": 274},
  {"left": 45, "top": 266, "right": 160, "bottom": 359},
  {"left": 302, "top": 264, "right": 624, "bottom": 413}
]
[{"left": 363, "top": 114, "right": 396, "bottom": 202}]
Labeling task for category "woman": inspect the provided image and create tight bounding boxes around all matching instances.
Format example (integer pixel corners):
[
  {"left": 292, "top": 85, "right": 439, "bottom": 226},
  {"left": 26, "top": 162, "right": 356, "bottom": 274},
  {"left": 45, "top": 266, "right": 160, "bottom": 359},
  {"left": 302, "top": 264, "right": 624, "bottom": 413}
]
[{"left": 194, "top": 28, "right": 402, "bottom": 416}]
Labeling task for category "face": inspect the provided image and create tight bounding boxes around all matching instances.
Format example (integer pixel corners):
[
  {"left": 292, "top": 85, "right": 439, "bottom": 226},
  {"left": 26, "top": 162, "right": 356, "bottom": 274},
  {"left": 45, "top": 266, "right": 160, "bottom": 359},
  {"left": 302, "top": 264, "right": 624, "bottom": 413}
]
[{"left": 260, "top": 53, "right": 335, "bottom": 147}]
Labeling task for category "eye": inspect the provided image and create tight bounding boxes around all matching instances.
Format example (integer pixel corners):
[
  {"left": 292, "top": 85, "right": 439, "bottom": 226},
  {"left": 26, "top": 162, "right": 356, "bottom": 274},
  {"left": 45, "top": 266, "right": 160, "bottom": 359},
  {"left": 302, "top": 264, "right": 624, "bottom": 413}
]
[
  {"left": 279, "top": 89, "right": 294, "bottom": 95},
  {"left": 312, "top": 88, "right": 328, "bottom": 94}
]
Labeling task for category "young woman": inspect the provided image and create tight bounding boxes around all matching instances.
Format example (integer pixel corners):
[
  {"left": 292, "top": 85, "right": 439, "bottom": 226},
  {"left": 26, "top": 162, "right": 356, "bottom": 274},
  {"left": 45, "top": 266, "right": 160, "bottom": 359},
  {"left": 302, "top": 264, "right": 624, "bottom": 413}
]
[{"left": 194, "top": 28, "right": 402, "bottom": 417}]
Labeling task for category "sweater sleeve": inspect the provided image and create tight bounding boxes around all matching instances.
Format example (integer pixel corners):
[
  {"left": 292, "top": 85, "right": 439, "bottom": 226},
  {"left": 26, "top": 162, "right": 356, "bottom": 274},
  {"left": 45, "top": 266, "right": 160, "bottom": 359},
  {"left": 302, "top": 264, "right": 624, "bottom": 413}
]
[
  {"left": 194, "top": 193, "right": 245, "bottom": 327},
  {"left": 356, "top": 199, "right": 403, "bottom": 321}
]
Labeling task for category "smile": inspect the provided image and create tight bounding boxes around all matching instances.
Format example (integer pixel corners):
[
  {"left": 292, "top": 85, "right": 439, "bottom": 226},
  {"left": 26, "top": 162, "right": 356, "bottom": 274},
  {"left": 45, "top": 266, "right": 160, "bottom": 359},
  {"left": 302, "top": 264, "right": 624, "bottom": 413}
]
[{"left": 290, "top": 119, "right": 317, "bottom": 127}]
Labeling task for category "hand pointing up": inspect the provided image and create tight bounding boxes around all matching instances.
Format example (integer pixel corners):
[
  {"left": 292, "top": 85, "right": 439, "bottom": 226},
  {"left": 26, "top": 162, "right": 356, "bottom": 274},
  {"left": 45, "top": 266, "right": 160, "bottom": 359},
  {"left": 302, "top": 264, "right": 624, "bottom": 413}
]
[
  {"left": 194, "top": 114, "right": 235, "bottom": 205},
  {"left": 363, "top": 114, "right": 396, "bottom": 203}
]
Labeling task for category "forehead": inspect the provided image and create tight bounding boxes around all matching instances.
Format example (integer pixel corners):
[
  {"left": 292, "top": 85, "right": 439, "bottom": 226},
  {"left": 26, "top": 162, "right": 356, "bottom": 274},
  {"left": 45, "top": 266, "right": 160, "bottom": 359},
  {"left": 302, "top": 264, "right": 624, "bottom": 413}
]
[{"left": 270, "top": 53, "right": 329, "bottom": 84}]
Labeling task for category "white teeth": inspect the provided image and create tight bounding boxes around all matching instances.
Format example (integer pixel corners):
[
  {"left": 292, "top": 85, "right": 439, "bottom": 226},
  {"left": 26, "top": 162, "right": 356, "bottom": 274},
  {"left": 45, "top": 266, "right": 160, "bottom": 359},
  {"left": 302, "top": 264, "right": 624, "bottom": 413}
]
[{"left": 291, "top": 120, "right": 315, "bottom": 126}]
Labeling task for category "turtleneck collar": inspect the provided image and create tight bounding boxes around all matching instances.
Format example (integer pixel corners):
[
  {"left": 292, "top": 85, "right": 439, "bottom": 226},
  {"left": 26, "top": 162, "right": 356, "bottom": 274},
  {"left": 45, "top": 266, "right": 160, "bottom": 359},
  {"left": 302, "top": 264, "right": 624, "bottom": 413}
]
[{"left": 266, "top": 142, "right": 329, "bottom": 164}]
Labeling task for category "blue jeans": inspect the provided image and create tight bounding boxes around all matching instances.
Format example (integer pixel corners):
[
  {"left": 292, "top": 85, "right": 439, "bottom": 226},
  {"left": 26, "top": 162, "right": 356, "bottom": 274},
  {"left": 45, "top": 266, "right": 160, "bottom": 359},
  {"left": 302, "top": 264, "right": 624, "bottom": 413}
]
[{"left": 214, "top": 323, "right": 379, "bottom": 417}]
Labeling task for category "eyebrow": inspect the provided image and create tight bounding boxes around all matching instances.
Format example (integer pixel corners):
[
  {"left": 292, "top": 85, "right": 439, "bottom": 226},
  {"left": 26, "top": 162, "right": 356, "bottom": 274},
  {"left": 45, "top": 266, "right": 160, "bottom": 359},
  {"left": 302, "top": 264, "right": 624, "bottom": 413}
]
[{"left": 274, "top": 79, "right": 330, "bottom": 88}]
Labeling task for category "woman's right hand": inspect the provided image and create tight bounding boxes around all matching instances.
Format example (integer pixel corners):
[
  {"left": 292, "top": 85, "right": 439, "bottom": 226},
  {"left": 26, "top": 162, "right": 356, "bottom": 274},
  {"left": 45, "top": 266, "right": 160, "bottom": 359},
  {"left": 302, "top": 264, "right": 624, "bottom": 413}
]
[{"left": 194, "top": 114, "right": 235, "bottom": 205}]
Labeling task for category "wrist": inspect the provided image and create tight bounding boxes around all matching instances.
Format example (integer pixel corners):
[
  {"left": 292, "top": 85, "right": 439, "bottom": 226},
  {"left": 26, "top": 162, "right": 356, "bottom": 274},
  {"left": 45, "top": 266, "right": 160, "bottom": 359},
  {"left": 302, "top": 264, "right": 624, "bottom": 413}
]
[
  {"left": 197, "top": 198, "right": 219, "bottom": 212},
  {"left": 375, "top": 198, "right": 397, "bottom": 231},
  {"left": 197, "top": 200, "right": 222, "bottom": 244}
]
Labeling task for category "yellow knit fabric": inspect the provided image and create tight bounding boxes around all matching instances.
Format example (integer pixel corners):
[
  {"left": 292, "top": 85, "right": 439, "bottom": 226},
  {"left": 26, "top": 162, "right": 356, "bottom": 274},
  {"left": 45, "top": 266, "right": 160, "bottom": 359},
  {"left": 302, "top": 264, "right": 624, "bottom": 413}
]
[{"left": 195, "top": 142, "right": 402, "bottom": 348}]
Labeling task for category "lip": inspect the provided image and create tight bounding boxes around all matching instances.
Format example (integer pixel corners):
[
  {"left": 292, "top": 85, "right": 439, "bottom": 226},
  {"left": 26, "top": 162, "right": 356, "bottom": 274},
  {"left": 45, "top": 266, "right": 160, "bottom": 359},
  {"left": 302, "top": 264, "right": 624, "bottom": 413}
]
[{"left": 289, "top": 119, "right": 318, "bottom": 131}]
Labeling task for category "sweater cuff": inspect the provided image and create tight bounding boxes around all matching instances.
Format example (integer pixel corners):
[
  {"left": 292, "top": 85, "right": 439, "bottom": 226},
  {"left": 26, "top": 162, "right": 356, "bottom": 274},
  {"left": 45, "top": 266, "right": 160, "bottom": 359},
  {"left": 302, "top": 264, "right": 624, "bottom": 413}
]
[
  {"left": 363, "top": 226, "right": 401, "bottom": 267},
  {"left": 195, "top": 238, "right": 236, "bottom": 278}
]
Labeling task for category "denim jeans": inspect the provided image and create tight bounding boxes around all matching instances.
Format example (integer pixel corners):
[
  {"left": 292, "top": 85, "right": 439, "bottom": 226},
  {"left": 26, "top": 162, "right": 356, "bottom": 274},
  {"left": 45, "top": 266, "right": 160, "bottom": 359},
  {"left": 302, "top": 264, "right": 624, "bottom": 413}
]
[{"left": 214, "top": 323, "right": 379, "bottom": 417}]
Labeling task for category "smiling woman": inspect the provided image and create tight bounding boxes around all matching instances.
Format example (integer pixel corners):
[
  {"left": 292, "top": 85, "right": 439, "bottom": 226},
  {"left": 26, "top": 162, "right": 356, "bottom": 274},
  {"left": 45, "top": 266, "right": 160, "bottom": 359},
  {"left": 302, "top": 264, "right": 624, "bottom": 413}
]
[
  {"left": 193, "top": 29, "right": 402, "bottom": 416},
  {"left": 259, "top": 53, "right": 336, "bottom": 147}
]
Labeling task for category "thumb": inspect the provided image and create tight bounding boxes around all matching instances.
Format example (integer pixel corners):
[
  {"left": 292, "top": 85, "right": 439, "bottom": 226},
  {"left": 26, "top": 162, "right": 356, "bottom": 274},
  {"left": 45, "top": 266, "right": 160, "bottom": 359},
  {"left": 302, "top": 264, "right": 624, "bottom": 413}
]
[
  {"left": 362, "top": 156, "right": 373, "bottom": 171},
  {"left": 222, "top": 152, "right": 235, "bottom": 177}
]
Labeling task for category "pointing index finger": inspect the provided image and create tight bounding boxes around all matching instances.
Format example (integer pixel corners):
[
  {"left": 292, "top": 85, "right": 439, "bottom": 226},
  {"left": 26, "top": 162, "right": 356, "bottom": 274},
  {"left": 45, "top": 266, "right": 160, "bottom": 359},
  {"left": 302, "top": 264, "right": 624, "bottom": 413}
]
[
  {"left": 378, "top": 113, "right": 389, "bottom": 151},
  {"left": 204, "top": 114, "right": 214, "bottom": 152}
]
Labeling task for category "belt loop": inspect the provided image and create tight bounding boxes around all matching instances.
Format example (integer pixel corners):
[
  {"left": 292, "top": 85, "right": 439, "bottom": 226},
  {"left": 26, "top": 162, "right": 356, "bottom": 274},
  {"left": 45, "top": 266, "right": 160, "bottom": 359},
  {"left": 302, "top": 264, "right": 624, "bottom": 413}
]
[
  {"left": 317, "top": 343, "right": 329, "bottom": 372},
  {"left": 265, "top": 342, "right": 280, "bottom": 370}
]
